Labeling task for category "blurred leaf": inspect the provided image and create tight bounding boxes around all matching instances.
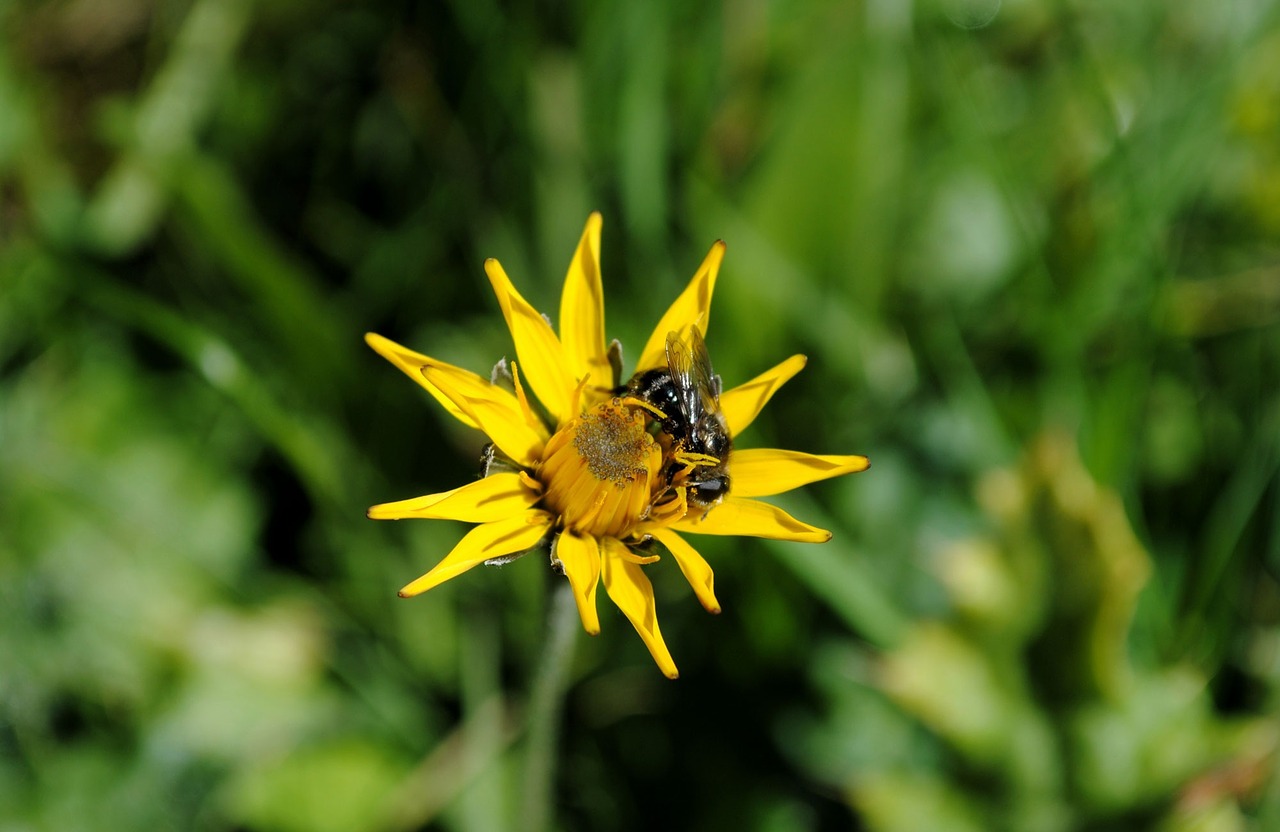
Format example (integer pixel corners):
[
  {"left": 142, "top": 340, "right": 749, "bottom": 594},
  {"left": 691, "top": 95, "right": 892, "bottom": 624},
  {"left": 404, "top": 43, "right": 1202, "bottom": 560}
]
[
  {"left": 82, "top": 0, "right": 252, "bottom": 254},
  {"left": 227, "top": 739, "right": 407, "bottom": 832},
  {"left": 853, "top": 771, "right": 987, "bottom": 832}
]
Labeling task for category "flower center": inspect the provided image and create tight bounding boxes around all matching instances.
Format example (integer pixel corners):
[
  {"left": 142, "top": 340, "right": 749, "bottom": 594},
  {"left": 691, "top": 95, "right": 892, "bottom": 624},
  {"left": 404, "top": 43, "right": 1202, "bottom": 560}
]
[{"left": 538, "top": 398, "right": 666, "bottom": 539}]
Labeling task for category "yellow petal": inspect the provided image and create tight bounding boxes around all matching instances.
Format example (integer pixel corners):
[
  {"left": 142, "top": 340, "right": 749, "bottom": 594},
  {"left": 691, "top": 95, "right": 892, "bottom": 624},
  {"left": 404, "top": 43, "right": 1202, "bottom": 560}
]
[
  {"left": 420, "top": 363, "right": 546, "bottom": 468},
  {"left": 508, "top": 361, "right": 548, "bottom": 440},
  {"left": 600, "top": 537, "right": 679, "bottom": 679},
  {"left": 719, "top": 354, "right": 807, "bottom": 437},
  {"left": 398, "top": 510, "right": 554, "bottom": 597},
  {"left": 368, "top": 472, "right": 540, "bottom": 521},
  {"left": 559, "top": 213, "right": 612, "bottom": 390},
  {"left": 555, "top": 531, "right": 601, "bottom": 635},
  {"left": 365, "top": 332, "right": 479, "bottom": 430},
  {"left": 485, "top": 258, "right": 574, "bottom": 424},
  {"left": 730, "top": 448, "right": 870, "bottom": 498},
  {"left": 615, "top": 549, "right": 661, "bottom": 565},
  {"left": 635, "top": 240, "right": 726, "bottom": 372},
  {"left": 673, "top": 496, "right": 831, "bottom": 543},
  {"left": 648, "top": 528, "right": 720, "bottom": 614}
]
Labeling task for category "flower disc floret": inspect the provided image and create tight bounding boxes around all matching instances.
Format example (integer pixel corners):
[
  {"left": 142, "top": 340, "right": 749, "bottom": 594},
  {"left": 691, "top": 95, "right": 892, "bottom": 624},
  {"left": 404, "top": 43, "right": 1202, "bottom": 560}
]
[{"left": 539, "top": 398, "right": 664, "bottom": 540}]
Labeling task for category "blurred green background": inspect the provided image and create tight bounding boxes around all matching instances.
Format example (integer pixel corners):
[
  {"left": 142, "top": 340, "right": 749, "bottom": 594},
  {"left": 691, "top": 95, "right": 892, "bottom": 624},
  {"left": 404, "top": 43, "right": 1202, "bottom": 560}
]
[{"left": 4, "top": 0, "right": 1280, "bottom": 829}]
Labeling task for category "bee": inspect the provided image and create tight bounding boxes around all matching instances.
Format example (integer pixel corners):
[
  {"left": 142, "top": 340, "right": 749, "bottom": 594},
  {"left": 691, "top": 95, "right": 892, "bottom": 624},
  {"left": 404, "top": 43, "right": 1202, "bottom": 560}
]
[{"left": 626, "top": 327, "right": 732, "bottom": 512}]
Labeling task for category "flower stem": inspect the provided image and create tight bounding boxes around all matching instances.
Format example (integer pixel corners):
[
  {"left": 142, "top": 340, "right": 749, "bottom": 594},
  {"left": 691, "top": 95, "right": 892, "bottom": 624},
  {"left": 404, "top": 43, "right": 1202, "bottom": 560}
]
[{"left": 519, "top": 580, "right": 578, "bottom": 832}]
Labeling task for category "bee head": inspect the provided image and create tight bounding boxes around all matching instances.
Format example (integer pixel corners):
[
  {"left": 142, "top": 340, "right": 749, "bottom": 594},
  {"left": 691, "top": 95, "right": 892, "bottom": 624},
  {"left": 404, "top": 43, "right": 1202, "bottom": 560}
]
[{"left": 688, "top": 474, "right": 730, "bottom": 510}]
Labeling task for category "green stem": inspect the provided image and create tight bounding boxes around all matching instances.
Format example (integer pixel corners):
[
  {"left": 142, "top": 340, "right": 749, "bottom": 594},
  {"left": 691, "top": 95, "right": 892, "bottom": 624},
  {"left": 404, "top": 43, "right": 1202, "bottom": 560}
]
[{"left": 519, "top": 580, "right": 579, "bottom": 832}]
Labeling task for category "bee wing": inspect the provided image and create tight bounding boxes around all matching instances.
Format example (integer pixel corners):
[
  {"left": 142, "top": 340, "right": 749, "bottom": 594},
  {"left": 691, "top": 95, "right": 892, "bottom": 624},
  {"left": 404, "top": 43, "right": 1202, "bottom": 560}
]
[
  {"left": 686, "top": 327, "right": 722, "bottom": 412},
  {"left": 665, "top": 328, "right": 720, "bottom": 419},
  {"left": 664, "top": 330, "right": 699, "bottom": 422}
]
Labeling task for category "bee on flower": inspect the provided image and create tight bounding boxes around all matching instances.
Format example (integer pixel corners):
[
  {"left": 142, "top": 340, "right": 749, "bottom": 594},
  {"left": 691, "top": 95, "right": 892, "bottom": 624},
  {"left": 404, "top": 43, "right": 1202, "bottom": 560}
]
[{"left": 366, "top": 214, "right": 868, "bottom": 678}]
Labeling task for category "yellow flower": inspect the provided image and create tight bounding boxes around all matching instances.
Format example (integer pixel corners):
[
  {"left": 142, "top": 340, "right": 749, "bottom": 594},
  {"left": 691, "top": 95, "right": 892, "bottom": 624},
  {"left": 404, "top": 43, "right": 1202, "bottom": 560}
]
[{"left": 366, "top": 214, "right": 869, "bottom": 678}]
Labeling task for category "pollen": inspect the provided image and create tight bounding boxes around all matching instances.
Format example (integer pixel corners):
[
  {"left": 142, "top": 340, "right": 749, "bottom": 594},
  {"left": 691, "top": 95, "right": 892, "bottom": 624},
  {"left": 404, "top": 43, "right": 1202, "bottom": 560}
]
[{"left": 539, "top": 398, "right": 665, "bottom": 540}]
